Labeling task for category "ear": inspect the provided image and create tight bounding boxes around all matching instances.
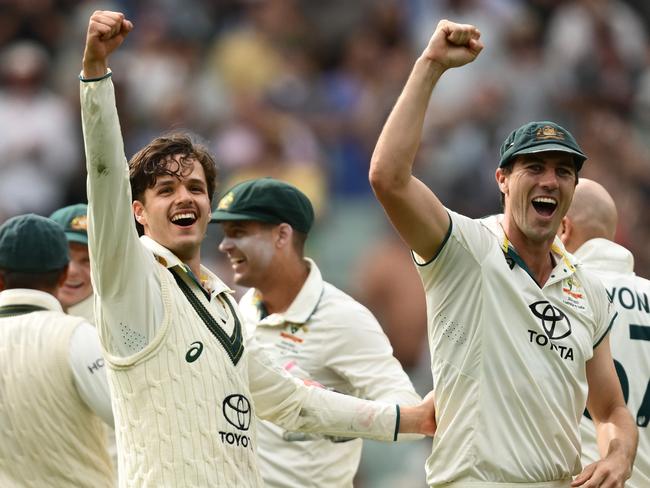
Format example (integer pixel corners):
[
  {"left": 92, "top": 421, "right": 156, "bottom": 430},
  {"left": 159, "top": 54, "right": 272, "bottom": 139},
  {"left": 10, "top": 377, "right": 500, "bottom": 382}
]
[
  {"left": 495, "top": 167, "right": 509, "bottom": 195},
  {"left": 558, "top": 216, "right": 572, "bottom": 245},
  {"left": 133, "top": 200, "right": 147, "bottom": 226},
  {"left": 275, "top": 223, "right": 293, "bottom": 249}
]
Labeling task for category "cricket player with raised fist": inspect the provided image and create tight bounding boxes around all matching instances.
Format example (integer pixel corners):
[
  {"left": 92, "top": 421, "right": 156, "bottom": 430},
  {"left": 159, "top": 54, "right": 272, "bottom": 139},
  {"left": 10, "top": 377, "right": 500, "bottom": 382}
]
[
  {"left": 80, "top": 10, "right": 437, "bottom": 488},
  {"left": 369, "top": 19, "right": 637, "bottom": 488},
  {"left": 560, "top": 179, "right": 650, "bottom": 488}
]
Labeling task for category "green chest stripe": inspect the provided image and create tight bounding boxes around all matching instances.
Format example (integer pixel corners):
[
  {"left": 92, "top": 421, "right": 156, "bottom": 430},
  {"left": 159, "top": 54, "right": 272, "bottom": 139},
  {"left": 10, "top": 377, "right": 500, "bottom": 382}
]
[
  {"left": 0, "top": 304, "right": 48, "bottom": 318},
  {"left": 170, "top": 268, "right": 244, "bottom": 366}
]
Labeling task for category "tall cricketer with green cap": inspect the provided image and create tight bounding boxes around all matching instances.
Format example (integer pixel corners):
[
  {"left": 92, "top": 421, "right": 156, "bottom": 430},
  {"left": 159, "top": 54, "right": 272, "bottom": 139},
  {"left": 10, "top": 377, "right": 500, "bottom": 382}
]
[
  {"left": 213, "top": 177, "right": 422, "bottom": 488},
  {"left": 369, "top": 17, "right": 636, "bottom": 487},
  {"left": 0, "top": 213, "right": 115, "bottom": 486}
]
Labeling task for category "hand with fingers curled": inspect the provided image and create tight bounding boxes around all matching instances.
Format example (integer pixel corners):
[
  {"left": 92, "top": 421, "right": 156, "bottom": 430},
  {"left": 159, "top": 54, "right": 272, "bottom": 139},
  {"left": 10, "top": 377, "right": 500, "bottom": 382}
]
[
  {"left": 422, "top": 19, "right": 484, "bottom": 72},
  {"left": 82, "top": 10, "right": 134, "bottom": 79}
]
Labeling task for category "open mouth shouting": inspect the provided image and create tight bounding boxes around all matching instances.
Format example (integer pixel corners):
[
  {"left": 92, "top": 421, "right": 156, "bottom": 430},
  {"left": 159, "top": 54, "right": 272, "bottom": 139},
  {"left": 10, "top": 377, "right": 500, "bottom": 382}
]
[
  {"left": 171, "top": 211, "right": 197, "bottom": 228},
  {"left": 531, "top": 196, "right": 557, "bottom": 217}
]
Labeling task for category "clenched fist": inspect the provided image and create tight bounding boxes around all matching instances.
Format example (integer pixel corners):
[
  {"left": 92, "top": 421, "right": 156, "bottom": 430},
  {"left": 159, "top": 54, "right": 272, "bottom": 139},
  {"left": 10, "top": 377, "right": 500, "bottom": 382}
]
[
  {"left": 82, "top": 11, "right": 133, "bottom": 79},
  {"left": 422, "top": 19, "right": 483, "bottom": 72}
]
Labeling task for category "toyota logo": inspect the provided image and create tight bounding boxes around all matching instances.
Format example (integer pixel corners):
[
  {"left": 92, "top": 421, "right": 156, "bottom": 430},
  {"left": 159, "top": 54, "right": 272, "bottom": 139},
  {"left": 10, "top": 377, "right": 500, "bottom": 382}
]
[
  {"left": 529, "top": 301, "right": 571, "bottom": 340},
  {"left": 222, "top": 394, "right": 251, "bottom": 431}
]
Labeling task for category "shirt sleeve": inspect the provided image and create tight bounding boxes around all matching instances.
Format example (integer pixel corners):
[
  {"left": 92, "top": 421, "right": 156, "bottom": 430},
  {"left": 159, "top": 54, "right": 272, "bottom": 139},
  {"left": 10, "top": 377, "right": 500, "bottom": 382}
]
[
  {"left": 68, "top": 322, "right": 114, "bottom": 427},
  {"left": 323, "top": 303, "right": 422, "bottom": 406},
  {"left": 247, "top": 334, "right": 399, "bottom": 441},
  {"left": 80, "top": 75, "right": 163, "bottom": 357}
]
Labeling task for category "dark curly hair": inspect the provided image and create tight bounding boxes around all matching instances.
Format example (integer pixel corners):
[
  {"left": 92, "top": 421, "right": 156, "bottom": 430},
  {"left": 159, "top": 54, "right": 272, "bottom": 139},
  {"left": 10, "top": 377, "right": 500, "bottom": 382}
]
[{"left": 129, "top": 133, "right": 218, "bottom": 234}]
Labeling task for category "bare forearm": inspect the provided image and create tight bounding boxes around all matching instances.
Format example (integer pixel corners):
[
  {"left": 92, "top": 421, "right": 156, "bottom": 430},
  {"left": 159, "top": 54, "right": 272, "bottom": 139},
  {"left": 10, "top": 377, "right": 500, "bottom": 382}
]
[
  {"left": 370, "top": 57, "right": 444, "bottom": 191},
  {"left": 595, "top": 405, "right": 638, "bottom": 469}
]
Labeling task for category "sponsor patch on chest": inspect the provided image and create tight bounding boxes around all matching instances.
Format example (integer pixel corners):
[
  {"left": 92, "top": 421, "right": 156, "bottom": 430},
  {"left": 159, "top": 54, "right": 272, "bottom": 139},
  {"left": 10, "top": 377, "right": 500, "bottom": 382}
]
[{"left": 561, "top": 276, "right": 587, "bottom": 311}]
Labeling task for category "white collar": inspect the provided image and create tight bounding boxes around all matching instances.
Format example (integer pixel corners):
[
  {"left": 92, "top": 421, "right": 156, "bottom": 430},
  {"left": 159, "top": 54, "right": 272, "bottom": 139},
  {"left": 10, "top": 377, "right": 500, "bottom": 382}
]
[
  {"left": 0, "top": 289, "right": 63, "bottom": 311},
  {"left": 573, "top": 238, "right": 635, "bottom": 275},
  {"left": 139, "top": 235, "right": 233, "bottom": 296},
  {"left": 253, "top": 258, "right": 324, "bottom": 326}
]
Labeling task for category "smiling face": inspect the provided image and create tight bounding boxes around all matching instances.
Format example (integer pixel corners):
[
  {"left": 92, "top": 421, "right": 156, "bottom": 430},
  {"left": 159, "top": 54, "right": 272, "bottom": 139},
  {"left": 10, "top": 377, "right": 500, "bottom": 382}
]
[
  {"left": 133, "top": 157, "right": 211, "bottom": 261},
  {"left": 218, "top": 221, "right": 278, "bottom": 288},
  {"left": 57, "top": 242, "right": 92, "bottom": 308},
  {"left": 496, "top": 152, "right": 578, "bottom": 246}
]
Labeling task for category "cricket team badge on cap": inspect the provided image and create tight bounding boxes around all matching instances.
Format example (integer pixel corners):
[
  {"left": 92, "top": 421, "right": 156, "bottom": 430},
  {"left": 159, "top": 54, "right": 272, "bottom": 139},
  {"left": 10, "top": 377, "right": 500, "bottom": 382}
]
[
  {"left": 535, "top": 125, "right": 565, "bottom": 141},
  {"left": 70, "top": 215, "right": 88, "bottom": 231},
  {"left": 217, "top": 191, "right": 234, "bottom": 211}
]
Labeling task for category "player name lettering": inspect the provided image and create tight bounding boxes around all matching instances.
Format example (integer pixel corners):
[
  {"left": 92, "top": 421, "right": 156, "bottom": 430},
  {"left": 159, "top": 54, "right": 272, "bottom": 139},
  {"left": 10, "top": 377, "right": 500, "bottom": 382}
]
[
  {"left": 527, "top": 330, "right": 574, "bottom": 361},
  {"left": 218, "top": 431, "right": 252, "bottom": 449},
  {"left": 607, "top": 286, "right": 650, "bottom": 315}
]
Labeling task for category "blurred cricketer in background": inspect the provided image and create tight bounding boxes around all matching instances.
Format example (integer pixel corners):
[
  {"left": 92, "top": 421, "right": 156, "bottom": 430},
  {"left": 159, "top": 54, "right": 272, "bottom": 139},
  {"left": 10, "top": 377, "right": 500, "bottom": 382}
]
[
  {"left": 369, "top": 18, "right": 637, "bottom": 488},
  {"left": 213, "top": 177, "right": 422, "bottom": 488},
  {"left": 80, "top": 10, "right": 437, "bottom": 487},
  {"left": 560, "top": 178, "right": 650, "bottom": 488},
  {"left": 50, "top": 203, "right": 94, "bottom": 322}
]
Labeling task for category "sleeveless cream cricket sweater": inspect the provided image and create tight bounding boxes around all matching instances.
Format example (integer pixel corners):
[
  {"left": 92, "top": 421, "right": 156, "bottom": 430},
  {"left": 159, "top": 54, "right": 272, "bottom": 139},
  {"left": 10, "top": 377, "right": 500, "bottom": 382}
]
[
  {"left": 0, "top": 307, "right": 114, "bottom": 487},
  {"left": 104, "top": 265, "right": 263, "bottom": 487}
]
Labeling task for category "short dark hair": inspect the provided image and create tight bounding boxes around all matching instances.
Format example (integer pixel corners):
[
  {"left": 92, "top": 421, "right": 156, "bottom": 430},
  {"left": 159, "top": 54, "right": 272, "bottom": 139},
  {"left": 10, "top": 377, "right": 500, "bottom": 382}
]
[
  {"left": 0, "top": 268, "right": 65, "bottom": 291},
  {"left": 129, "top": 133, "right": 218, "bottom": 235},
  {"left": 291, "top": 230, "right": 308, "bottom": 257}
]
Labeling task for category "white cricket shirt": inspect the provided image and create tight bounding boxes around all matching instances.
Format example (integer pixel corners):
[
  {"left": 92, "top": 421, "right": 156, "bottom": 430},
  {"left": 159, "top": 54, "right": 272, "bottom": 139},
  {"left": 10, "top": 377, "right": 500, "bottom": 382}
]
[
  {"left": 576, "top": 238, "right": 650, "bottom": 488},
  {"left": 416, "top": 211, "right": 614, "bottom": 487},
  {"left": 239, "top": 259, "right": 421, "bottom": 488}
]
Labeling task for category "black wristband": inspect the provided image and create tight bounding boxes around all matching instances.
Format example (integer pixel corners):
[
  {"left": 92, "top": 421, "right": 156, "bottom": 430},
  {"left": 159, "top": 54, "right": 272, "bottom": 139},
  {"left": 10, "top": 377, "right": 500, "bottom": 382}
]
[{"left": 79, "top": 70, "right": 112, "bottom": 83}]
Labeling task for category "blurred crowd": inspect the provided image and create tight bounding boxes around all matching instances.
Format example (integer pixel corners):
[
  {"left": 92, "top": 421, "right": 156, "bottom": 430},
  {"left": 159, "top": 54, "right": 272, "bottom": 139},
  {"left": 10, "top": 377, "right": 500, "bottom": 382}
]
[{"left": 2, "top": 0, "right": 650, "bottom": 485}]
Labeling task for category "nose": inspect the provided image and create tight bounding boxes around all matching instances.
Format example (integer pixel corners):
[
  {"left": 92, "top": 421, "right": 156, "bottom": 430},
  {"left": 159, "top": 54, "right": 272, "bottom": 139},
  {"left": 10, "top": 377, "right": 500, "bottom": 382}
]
[
  {"left": 175, "top": 184, "right": 193, "bottom": 203},
  {"left": 218, "top": 236, "right": 233, "bottom": 253},
  {"left": 539, "top": 167, "right": 559, "bottom": 190}
]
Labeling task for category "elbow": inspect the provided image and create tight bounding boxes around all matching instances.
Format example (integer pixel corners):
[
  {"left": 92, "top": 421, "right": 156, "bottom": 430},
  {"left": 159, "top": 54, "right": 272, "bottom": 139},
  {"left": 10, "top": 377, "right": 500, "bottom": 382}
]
[{"left": 369, "top": 159, "right": 399, "bottom": 196}]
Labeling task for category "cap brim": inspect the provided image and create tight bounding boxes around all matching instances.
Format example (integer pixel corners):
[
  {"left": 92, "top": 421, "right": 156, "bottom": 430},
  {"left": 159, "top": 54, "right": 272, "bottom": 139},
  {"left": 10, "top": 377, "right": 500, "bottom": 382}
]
[
  {"left": 65, "top": 232, "right": 88, "bottom": 245},
  {"left": 513, "top": 144, "right": 585, "bottom": 159},
  {"left": 210, "top": 210, "right": 281, "bottom": 224}
]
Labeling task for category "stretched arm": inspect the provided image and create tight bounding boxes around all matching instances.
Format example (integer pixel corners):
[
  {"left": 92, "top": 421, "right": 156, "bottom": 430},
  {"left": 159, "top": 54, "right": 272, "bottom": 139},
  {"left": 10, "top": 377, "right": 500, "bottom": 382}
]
[
  {"left": 572, "top": 336, "right": 637, "bottom": 488},
  {"left": 248, "top": 335, "right": 435, "bottom": 440},
  {"left": 81, "top": 11, "right": 162, "bottom": 356},
  {"left": 369, "top": 20, "right": 483, "bottom": 261}
]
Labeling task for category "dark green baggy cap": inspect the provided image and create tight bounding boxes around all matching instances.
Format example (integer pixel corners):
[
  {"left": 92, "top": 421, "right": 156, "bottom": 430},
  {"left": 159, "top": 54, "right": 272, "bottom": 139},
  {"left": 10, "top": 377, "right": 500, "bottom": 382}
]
[
  {"left": 0, "top": 214, "right": 69, "bottom": 272},
  {"left": 49, "top": 203, "right": 88, "bottom": 245},
  {"left": 211, "top": 178, "right": 315, "bottom": 233},
  {"left": 498, "top": 121, "right": 587, "bottom": 171}
]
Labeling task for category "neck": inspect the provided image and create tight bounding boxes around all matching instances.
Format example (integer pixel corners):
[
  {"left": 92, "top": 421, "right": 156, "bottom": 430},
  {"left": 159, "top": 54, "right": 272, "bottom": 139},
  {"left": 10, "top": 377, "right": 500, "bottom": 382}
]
[
  {"left": 257, "top": 258, "right": 310, "bottom": 315},
  {"left": 502, "top": 223, "right": 555, "bottom": 286}
]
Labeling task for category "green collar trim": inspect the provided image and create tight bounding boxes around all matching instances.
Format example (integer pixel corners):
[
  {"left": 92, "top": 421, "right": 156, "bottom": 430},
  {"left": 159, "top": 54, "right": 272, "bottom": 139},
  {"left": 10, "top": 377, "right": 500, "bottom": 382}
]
[
  {"left": 170, "top": 268, "right": 244, "bottom": 365},
  {"left": 0, "top": 304, "right": 48, "bottom": 318}
]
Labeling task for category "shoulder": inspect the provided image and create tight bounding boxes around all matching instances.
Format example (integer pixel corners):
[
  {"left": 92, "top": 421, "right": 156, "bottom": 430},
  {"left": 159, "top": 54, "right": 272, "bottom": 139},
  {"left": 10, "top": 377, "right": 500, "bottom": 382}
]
[{"left": 317, "top": 281, "right": 379, "bottom": 329}]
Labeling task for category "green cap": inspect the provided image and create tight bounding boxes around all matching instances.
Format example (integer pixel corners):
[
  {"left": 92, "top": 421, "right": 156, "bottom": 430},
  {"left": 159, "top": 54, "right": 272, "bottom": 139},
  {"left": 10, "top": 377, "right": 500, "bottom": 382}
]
[
  {"left": 49, "top": 203, "right": 88, "bottom": 245},
  {"left": 0, "top": 214, "right": 69, "bottom": 272},
  {"left": 211, "top": 178, "right": 315, "bottom": 233},
  {"left": 499, "top": 121, "right": 587, "bottom": 171}
]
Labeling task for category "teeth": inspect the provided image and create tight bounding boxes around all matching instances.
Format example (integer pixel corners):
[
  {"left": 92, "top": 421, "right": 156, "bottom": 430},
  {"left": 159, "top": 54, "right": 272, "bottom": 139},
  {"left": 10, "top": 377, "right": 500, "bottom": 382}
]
[
  {"left": 171, "top": 212, "right": 196, "bottom": 222},
  {"left": 532, "top": 197, "right": 556, "bottom": 205}
]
